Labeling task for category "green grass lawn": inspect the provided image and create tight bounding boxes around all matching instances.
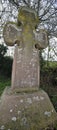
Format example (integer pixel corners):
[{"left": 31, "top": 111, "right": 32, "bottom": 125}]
[{"left": 49, "top": 61, "right": 57, "bottom": 67}]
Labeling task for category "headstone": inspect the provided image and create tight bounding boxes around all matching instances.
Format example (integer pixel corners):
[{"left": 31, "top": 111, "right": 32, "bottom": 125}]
[{"left": 3, "top": 6, "right": 48, "bottom": 91}]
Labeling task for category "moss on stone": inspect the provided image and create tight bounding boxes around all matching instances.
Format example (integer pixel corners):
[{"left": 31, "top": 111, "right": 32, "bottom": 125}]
[{"left": 17, "top": 6, "right": 40, "bottom": 27}]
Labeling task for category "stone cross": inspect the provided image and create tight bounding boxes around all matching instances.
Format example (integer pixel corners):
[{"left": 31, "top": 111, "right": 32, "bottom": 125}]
[{"left": 3, "top": 7, "right": 48, "bottom": 91}]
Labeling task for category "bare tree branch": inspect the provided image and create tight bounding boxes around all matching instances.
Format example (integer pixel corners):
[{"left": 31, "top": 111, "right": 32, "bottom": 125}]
[
  {"left": 8, "top": 0, "right": 19, "bottom": 8},
  {"left": 37, "top": 0, "right": 41, "bottom": 15},
  {"left": 40, "top": 0, "right": 54, "bottom": 19},
  {"left": 22, "top": 0, "right": 30, "bottom": 7}
]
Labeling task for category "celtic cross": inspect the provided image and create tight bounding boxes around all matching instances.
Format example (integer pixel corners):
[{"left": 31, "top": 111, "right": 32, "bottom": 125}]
[{"left": 3, "top": 7, "right": 48, "bottom": 91}]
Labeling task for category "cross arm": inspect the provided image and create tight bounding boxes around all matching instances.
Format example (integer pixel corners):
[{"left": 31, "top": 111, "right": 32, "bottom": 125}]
[
  {"left": 3, "top": 22, "right": 22, "bottom": 46},
  {"left": 34, "top": 29, "right": 48, "bottom": 49}
]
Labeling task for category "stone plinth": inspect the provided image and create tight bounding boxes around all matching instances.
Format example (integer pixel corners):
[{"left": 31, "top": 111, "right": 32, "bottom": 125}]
[
  {"left": 11, "top": 45, "right": 40, "bottom": 90},
  {"left": 0, "top": 88, "right": 57, "bottom": 129}
]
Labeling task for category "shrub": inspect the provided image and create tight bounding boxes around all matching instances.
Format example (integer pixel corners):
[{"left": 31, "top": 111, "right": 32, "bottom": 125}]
[{"left": 2, "top": 56, "right": 13, "bottom": 77}]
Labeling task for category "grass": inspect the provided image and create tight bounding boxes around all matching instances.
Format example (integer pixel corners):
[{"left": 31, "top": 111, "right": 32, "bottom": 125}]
[
  {"left": 48, "top": 61, "right": 57, "bottom": 68},
  {"left": 44, "top": 61, "right": 57, "bottom": 68}
]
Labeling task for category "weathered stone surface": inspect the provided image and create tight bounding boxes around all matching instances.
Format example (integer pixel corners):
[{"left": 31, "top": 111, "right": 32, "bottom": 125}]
[
  {"left": 0, "top": 88, "right": 57, "bottom": 129},
  {"left": 3, "top": 6, "right": 48, "bottom": 57},
  {"left": 3, "top": 7, "right": 48, "bottom": 89},
  {"left": 3, "top": 22, "right": 22, "bottom": 46},
  {"left": 11, "top": 45, "right": 40, "bottom": 89}
]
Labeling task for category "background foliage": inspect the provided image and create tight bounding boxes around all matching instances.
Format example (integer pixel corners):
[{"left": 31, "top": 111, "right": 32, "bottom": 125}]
[{"left": 0, "top": 44, "right": 13, "bottom": 77}]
